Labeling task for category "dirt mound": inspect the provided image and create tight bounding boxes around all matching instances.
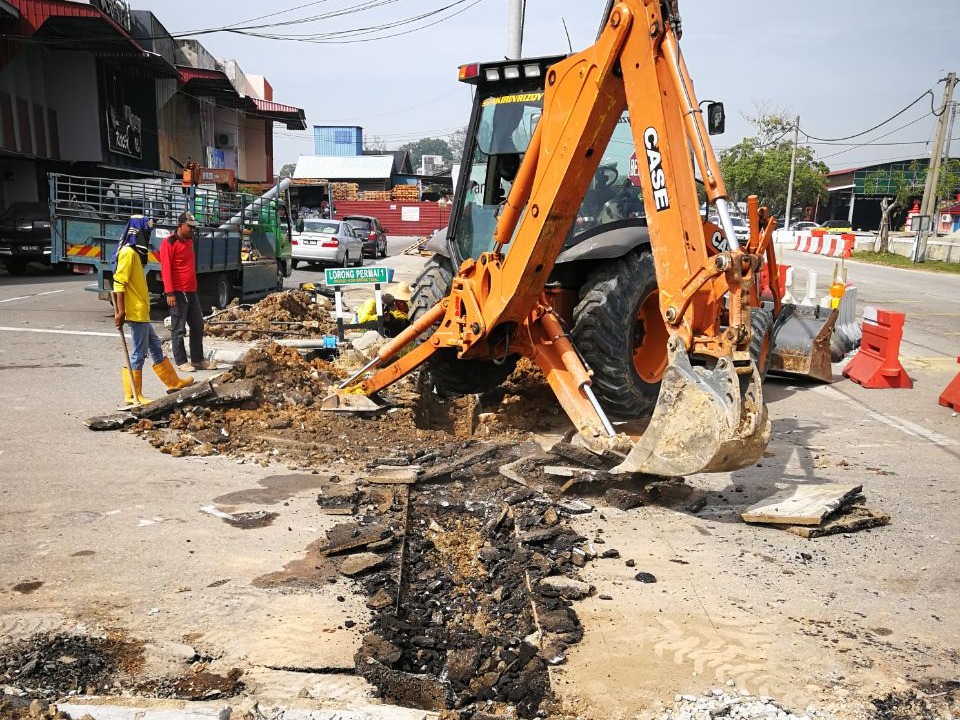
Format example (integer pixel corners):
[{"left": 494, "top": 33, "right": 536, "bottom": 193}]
[
  {"left": 205, "top": 290, "right": 336, "bottom": 341},
  {"left": 131, "top": 345, "right": 565, "bottom": 467}
]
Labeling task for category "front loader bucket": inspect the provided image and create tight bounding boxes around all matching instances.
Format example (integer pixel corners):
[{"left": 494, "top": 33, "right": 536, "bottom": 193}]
[
  {"left": 612, "top": 337, "right": 771, "bottom": 477},
  {"left": 768, "top": 304, "right": 838, "bottom": 384}
]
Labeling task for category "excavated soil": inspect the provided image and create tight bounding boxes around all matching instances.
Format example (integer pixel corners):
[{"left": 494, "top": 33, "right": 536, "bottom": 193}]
[
  {"left": 204, "top": 290, "right": 337, "bottom": 341},
  {"left": 130, "top": 345, "right": 559, "bottom": 467}
]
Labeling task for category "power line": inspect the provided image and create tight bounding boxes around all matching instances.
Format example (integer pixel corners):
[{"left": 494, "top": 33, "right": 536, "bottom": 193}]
[
  {"left": 799, "top": 90, "right": 934, "bottom": 142},
  {"left": 816, "top": 113, "right": 934, "bottom": 161}
]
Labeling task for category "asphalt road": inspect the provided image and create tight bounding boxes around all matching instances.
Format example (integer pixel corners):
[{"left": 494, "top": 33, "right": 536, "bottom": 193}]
[{"left": 0, "top": 246, "right": 958, "bottom": 718}]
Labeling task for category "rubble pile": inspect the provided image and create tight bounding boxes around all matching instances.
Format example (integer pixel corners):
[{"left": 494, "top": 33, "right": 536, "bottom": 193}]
[
  {"left": 131, "top": 344, "right": 450, "bottom": 464},
  {"left": 658, "top": 689, "right": 837, "bottom": 720},
  {"left": 0, "top": 633, "right": 143, "bottom": 700},
  {"left": 205, "top": 290, "right": 337, "bottom": 341},
  {"left": 128, "top": 344, "right": 561, "bottom": 466}
]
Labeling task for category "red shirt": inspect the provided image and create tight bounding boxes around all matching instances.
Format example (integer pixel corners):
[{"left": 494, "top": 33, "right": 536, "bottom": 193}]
[{"left": 159, "top": 234, "right": 197, "bottom": 293}]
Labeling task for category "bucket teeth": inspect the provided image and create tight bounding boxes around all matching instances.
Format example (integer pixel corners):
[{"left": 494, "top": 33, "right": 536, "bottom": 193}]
[{"left": 612, "top": 338, "right": 770, "bottom": 477}]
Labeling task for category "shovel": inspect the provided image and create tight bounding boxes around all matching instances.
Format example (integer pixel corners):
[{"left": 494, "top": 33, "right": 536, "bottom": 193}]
[{"left": 111, "top": 292, "right": 142, "bottom": 410}]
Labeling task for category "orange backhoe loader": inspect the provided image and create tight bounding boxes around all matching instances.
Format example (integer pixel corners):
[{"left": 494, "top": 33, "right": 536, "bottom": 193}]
[{"left": 326, "top": 0, "right": 825, "bottom": 476}]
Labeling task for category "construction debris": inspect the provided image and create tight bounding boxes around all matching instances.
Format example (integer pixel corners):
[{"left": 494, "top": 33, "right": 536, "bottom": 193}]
[
  {"left": 741, "top": 483, "right": 864, "bottom": 525},
  {"left": 785, "top": 505, "right": 891, "bottom": 538},
  {"left": 205, "top": 290, "right": 337, "bottom": 341}
]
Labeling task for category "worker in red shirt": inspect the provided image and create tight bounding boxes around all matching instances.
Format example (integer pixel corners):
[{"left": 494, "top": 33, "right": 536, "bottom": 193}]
[{"left": 159, "top": 211, "right": 214, "bottom": 371}]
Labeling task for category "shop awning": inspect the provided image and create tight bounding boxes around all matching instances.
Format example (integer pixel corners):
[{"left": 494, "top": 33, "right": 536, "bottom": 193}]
[
  {"left": 250, "top": 97, "right": 306, "bottom": 130},
  {"left": 26, "top": 1, "right": 177, "bottom": 78},
  {"left": 0, "top": 1, "right": 20, "bottom": 20},
  {"left": 177, "top": 66, "right": 248, "bottom": 107}
]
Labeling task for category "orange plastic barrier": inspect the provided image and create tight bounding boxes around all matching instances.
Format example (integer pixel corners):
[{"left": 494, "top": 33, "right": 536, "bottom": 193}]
[
  {"left": 842, "top": 308, "right": 912, "bottom": 389},
  {"left": 759, "top": 263, "right": 790, "bottom": 302},
  {"left": 939, "top": 356, "right": 960, "bottom": 411},
  {"left": 840, "top": 233, "right": 856, "bottom": 258}
]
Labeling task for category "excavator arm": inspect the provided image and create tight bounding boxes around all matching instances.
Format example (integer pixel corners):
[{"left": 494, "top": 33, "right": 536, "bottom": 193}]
[{"left": 330, "top": 0, "right": 770, "bottom": 477}]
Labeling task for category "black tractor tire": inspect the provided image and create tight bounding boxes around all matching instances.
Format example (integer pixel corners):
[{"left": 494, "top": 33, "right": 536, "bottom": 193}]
[
  {"left": 571, "top": 248, "right": 667, "bottom": 420},
  {"left": 749, "top": 305, "right": 774, "bottom": 379},
  {"left": 409, "top": 254, "right": 518, "bottom": 397}
]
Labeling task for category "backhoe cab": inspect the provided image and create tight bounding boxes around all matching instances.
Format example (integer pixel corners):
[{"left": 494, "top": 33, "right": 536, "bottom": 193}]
[{"left": 329, "top": 0, "right": 779, "bottom": 477}]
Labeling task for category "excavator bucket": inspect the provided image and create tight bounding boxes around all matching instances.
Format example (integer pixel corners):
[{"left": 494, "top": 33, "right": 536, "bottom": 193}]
[
  {"left": 320, "top": 388, "right": 388, "bottom": 413},
  {"left": 768, "top": 304, "right": 838, "bottom": 384},
  {"left": 612, "top": 337, "right": 771, "bottom": 477}
]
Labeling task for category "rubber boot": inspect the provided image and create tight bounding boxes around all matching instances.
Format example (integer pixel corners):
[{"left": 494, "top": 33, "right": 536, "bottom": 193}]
[
  {"left": 153, "top": 357, "right": 195, "bottom": 393},
  {"left": 120, "top": 367, "right": 149, "bottom": 410},
  {"left": 132, "top": 369, "right": 151, "bottom": 405}
]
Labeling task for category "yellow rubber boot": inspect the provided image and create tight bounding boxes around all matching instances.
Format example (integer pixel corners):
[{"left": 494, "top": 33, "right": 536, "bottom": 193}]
[
  {"left": 120, "top": 367, "right": 150, "bottom": 409},
  {"left": 153, "top": 357, "right": 195, "bottom": 392},
  {"left": 132, "top": 369, "right": 151, "bottom": 405}
]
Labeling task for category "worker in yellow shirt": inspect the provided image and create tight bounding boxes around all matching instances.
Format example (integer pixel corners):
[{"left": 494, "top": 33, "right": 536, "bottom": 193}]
[
  {"left": 113, "top": 217, "right": 193, "bottom": 408},
  {"left": 356, "top": 282, "right": 411, "bottom": 337}
]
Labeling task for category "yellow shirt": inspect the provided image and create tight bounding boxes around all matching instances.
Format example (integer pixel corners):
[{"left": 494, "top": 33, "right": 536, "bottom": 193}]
[
  {"left": 113, "top": 246, "right": 151, "bottom": 323},
  {"left": 357, "top": 297, "right": 407, "bottom": 324}
]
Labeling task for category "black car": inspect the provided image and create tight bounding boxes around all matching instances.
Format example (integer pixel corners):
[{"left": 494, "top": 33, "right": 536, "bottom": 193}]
[
  {"left": 0, "top": 201, "right": 52, "bottom": 275},
  {"left": 343, "top": 215, "right": 388, "bottom": 258}
]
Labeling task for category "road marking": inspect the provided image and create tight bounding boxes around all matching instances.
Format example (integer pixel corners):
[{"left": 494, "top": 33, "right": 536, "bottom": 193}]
[
  {"left": 0, "top": 326, "right": 124, "bottom": 338},
  {"left": 0, "top": 289, "right": 64, "bottom": 304},
  {"left": 811, "top": 385, "right": 959, "bottom": 447}
]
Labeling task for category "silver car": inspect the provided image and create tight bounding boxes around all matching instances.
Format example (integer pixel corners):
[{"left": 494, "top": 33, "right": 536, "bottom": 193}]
[{"left": 291, "top": 219, "right": 364, "bottom": 269}]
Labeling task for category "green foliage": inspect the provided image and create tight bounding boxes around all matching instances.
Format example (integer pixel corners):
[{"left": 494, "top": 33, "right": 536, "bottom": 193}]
[
  {"left": 278, "top": 163, "right": 296, "bottom": 178},
  {"left": 852, "top": 250, "right": 960, "bottom": 274},
  {"left": 719, "top": 114, "right": 828, "bottom": 215},
  {"left": 447, "top": 128, "right": 467, "bottom": 163},
  {"left": 400, "top": 137, "right": 454, "bottom": 170},
  {"left": 863, "top": 162, "right": 923, "bottom": 206}
]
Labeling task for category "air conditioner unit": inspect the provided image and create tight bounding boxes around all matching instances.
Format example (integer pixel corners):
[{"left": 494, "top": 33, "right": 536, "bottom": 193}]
[{"left": 215, "top": 132, "right": 236, "bottom": 149}]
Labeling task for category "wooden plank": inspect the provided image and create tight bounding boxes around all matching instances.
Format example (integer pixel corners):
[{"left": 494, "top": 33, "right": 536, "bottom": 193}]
[{"left": 741, "top": 483, "right": 863, "bottom": 525}]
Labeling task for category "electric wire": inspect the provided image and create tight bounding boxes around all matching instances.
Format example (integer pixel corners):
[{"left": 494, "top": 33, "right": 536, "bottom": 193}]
[{"left": 799, "top": 90, "right": 934, "bottom": 142}]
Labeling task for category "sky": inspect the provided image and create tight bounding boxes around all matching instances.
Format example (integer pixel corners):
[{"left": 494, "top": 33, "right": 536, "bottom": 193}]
[{"left": 141, "top": 0, "right": 960, "bottom": 174}]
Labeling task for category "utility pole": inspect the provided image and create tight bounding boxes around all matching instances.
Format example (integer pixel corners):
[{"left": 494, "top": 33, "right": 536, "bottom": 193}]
[
  {"left": 506, "top": 0, "right": 523, "bottom": 59},
  {"left": 784, "top": 116, "right": 800, "bottom": 230},
  {"left": 916, "top": 72, "right": 957, "bottom": 261}
]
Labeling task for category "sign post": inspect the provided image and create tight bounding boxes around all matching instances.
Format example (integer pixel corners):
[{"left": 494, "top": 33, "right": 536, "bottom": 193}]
[{"left": 323, "top": 266, "right": 394, "bottom": 340}]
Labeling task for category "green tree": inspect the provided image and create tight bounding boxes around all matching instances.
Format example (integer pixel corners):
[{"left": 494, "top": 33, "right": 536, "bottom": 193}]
[
  {"left": 400, "top": 137, "right": 454, "bottom": 171},
  {"left": 447, "top": 128, "right": 467, "bottom": 163},
  {"left": 278, "top": 163, "right": 296, "bottom": 178},
  {"left": 863, "top": 163, "right": 924, "bottom": 253},
  {"left": 719, "top": 114, "right": 828, "bottom": 219}
]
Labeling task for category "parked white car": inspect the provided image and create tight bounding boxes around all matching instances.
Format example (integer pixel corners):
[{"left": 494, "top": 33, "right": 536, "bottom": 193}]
[
  {"left": 291, "top": 219, "right": 364, "bottom": 269},
  {"left": 708, "top": 214, "right": 750, "bottom": 246}
]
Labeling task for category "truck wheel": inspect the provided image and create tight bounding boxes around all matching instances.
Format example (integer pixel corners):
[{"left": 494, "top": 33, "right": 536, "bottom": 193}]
[
  {"left": 750, "top": 306, "right": 774, "bottom": 379},
  {"left": 571, "top": 248, "right": 666, "bottom": 420},
  {"left": 409, "top": 254, "right": 518, "bottom": 397},
  {"left": 291, "top": 259, "right": 300, "bottom": 270},
  {"left": 203, "top": 272, "right": 233, "bottom": 312},
  {"left": 276, "top": 263, "right": 285, "bottom": 291}
]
